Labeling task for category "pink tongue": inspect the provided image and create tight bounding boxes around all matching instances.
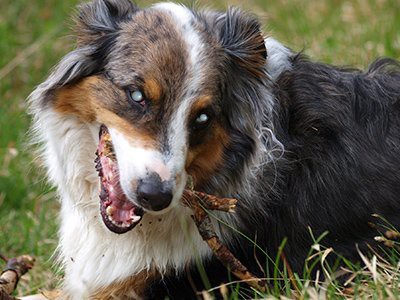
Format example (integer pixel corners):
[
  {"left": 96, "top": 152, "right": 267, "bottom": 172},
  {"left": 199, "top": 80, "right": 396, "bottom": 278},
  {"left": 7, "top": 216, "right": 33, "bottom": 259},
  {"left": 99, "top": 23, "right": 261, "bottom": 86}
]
[
  {"left": 112, "top": 208, "right": 134, "bottom": 222},
  {"left": 99, "top": 147, "right": 137, "bottom": 223},
  {"left": 96, "top": 125, "right": 144, "bottom": 234}
]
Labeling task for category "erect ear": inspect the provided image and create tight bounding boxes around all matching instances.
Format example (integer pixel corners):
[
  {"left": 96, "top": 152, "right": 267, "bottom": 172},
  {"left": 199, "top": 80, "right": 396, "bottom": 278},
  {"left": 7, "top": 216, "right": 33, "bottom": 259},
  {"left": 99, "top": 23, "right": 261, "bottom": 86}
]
[
  {"left": 217, "top": 8, "right": 267, "bottom": 77},
  {"left": 74, "top": 0, "right": 138, "bottom": 46}
]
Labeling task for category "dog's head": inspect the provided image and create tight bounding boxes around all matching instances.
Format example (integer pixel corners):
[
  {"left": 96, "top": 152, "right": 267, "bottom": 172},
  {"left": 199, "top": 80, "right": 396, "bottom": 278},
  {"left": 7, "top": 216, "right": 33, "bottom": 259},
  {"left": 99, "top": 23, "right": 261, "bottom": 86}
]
[{"left": 30, "top": 0, "right": 269, "bottom": 232}]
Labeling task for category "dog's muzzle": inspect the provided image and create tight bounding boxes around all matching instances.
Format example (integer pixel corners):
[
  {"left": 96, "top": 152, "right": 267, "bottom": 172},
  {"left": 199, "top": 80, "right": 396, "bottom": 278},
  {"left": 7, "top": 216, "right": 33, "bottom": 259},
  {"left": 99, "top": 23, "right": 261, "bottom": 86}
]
[{"left": 136, "top": 173, "right": 173, "bottom": 211}]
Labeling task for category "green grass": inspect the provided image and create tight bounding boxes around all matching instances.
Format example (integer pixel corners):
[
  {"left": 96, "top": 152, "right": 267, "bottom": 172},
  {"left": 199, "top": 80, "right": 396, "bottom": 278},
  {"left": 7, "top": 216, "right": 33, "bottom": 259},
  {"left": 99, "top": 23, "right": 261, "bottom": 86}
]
[{"left": 0, "top": 0, "right": 399, "bottom": 297}]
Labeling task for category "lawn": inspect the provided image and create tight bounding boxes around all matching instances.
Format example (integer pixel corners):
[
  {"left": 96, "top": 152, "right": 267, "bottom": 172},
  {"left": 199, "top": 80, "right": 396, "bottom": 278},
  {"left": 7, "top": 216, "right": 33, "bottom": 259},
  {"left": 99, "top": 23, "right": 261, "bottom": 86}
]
[{"left": 0, "top": 0, "right": 399, "bottom": 298}]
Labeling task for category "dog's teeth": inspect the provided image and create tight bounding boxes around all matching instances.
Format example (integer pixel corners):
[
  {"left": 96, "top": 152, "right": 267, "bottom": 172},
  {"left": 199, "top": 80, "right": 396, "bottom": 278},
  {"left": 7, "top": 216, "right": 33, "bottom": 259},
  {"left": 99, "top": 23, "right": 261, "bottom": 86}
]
[
  {"left": 106, "top": 206, "right": 115, "bottom": 217},
  {"left": 132, "top": 216, "right": 141, "bottom": 223}
]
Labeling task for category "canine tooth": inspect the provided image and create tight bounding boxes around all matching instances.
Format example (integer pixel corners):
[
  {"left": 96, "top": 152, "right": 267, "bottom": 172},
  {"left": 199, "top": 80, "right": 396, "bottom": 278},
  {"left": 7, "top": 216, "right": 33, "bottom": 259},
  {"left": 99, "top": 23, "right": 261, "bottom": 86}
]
[
  {"left": 106, "top": 206, "right": 115, "bottom": 216},
  {"left": 132, "top": 216, "right": 142, "bottom": 223}
]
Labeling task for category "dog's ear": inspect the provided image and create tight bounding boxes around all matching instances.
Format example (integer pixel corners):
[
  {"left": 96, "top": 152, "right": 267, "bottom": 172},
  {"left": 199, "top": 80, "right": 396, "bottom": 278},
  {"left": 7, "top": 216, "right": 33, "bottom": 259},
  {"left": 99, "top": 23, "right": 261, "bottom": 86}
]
[
  {"left": 75, "top": 0, "right": 138, "bottom": 46},
  {"left": 29, "top": 0, "right": 139, "bottom": 108},
  {"left": 217, "top": 8, "right": 267, "bottom": 77}
]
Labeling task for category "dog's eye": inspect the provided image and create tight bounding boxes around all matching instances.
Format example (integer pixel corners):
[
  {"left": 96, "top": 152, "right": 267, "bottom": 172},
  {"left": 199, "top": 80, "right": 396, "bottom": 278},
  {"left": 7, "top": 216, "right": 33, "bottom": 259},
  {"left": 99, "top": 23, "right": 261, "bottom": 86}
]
[
  {"left": 195, "top": 113, "right": 209, "bottom": 124},
  {"left": 127, "top": 90, "right": 146, "bottom": 107},
  {"left": 192, "top": 112, "right": 212, "bottom": 130},
  {"left": 129, "top": 90, "right": 144, "bottom": 102},
  {"left": 131, "top": 90, "right": 144, "bottom": 102}
]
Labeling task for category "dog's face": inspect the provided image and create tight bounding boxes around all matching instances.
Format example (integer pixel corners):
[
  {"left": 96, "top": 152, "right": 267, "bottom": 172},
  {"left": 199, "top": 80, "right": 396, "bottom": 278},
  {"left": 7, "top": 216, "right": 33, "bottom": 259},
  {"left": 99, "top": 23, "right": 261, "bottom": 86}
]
[{"left": 40, "top": 0, "right": 267, "bottom": 230}]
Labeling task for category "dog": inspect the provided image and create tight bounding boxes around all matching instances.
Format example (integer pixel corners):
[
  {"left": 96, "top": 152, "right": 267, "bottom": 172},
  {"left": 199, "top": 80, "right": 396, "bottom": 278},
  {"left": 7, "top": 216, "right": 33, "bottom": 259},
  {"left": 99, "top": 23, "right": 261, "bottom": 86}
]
[{"left": 28, "top": 0, "right": 400, "bottom": 299}]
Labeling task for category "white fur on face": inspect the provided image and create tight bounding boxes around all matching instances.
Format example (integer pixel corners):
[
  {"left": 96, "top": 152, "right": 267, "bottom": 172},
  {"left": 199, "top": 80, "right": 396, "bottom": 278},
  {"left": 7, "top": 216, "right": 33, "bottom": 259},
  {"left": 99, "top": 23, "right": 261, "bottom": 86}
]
[
  {"left": 108, "top": 127, "right": 189, "bottom": 212},
  {"left": 108, "top": 128, "right": 170, "bottom": 191},
  {"left": 153, "top": 3, "right": 204, "bottom": 68},
  {"left": 153, "top": 2, "right": 207, "bottom": 194}
]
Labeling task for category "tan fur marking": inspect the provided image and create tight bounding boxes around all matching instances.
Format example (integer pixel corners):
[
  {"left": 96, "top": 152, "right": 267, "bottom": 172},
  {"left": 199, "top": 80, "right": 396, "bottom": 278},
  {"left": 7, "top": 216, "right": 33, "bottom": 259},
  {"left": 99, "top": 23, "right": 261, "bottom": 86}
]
[
  {"left": 91, "top": 269, "right": 158, "bottom": 300},
  {"left": 54, "top": 77, "right": 100, "bottom": 122},
  {"left": 189, "top": 96, "right": 213, "bottom": 116},
  {"left": 54, "top": 76, "right": 156, "bottom": 149},
  {"left": 97, "top": 108, "right": 156, "bottom": 149},
  {"left": 144, "top": 78, "right": 162, "bottom": 101},
  {"left": 186, "top": 124, "right": 230, "bottom": 187}
]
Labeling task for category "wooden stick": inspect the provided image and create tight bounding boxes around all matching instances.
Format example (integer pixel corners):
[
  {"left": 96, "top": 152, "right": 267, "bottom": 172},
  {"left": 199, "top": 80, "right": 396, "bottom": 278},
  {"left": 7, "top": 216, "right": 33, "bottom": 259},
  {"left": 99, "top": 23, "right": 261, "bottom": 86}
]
[
  {"left": 183, "top": 190, "right": 237, "bottom": 213},
  {"left": 182, "top": 190, "right": 267, "bottom": 293},
  {"left": 0, "top": 255, "right": 35, "bottom": 300}
]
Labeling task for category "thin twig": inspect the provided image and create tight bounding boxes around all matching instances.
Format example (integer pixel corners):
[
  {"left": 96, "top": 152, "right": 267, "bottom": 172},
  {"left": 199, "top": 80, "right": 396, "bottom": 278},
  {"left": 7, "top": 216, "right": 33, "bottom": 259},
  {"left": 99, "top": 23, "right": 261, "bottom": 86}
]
[
  {"left": 182, "top": 189, "right": 267, "bottom": 293},
  {"left": 0, "top": 255, "right": 35, "bottom": 299}
]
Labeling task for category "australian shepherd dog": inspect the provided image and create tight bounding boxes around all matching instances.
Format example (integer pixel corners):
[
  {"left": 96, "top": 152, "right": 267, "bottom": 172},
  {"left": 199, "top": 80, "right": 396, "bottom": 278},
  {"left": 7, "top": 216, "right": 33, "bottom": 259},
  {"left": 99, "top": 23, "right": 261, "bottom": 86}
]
[{"left": 28, "top": 0, "right": 400, "bottom": 298}]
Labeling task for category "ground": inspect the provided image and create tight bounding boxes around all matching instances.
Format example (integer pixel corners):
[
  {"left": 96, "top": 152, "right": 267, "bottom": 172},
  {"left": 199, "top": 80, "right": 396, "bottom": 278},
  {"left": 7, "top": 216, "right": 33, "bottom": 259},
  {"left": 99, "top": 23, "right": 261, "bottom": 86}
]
[{"left": 0, "top": 0, "right": 399, "bottom": 298}]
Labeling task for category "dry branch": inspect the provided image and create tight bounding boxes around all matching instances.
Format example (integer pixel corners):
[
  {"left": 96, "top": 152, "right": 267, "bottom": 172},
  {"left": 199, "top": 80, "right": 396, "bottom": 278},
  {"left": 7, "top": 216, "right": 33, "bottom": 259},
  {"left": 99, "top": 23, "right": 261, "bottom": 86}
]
[
  {"left": 182, "top": 189, "right": 267, "bottom": 293},
  {"left": 0, "top": 255, "right": 35, "bottom": 300}
]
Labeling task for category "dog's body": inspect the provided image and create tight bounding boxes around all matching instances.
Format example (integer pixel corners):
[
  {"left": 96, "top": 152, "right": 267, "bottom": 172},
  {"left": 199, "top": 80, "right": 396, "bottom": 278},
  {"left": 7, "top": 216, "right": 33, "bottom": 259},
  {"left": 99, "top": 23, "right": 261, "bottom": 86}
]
[{"left": 29, "top": 0, "right": 400, "bottom": 299}]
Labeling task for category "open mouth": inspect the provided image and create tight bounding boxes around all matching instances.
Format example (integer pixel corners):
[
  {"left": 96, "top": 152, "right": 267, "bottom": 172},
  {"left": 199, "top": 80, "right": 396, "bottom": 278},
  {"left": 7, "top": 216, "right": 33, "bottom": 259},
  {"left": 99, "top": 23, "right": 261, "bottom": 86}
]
[{"left": 95, "top": 125, "right": 144, "bottom": 234}]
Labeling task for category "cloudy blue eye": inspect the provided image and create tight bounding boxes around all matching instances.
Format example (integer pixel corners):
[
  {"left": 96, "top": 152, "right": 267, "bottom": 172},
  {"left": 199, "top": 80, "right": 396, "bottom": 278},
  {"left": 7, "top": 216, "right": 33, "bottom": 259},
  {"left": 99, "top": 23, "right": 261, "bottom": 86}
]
[
  {"left": 130, "top": 90, "right": 144, "bottom": 102},
  {"left": 196, "top": 113, "right": 209, "bottom": 124},
  {"left": 190, "top": 109, "right": 214, "bottom": 132}
]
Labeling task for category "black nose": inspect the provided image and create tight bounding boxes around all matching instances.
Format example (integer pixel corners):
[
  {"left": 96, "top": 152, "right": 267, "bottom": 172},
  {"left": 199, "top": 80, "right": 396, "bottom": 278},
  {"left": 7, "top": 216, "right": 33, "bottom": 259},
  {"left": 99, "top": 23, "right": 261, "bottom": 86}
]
[{"left": 136, "top": 174, "right": 173, "bottom": 211}]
